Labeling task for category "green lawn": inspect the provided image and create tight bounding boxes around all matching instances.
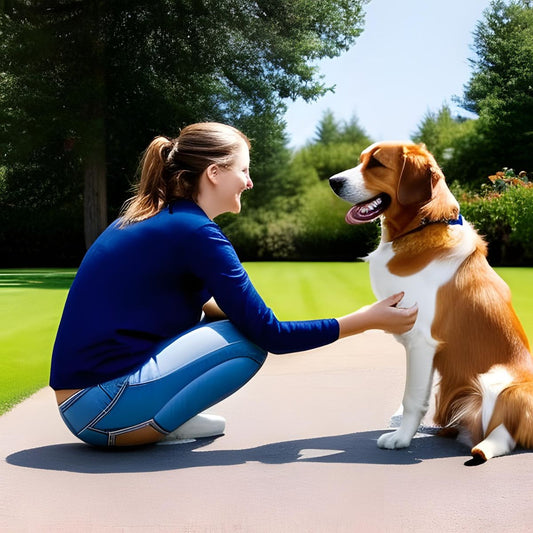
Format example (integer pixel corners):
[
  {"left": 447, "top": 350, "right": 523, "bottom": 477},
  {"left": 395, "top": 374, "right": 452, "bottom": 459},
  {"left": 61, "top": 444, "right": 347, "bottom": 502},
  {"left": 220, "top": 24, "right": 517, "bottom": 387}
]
[
  {"left": 0, "top": 270, "right": 76, "bottom": 414},
  {"left": 245, "top": 262, "right": 376, "bottom": 320},
  {"left": 1, "top": 264, "right": 532, "bottom": 415}
]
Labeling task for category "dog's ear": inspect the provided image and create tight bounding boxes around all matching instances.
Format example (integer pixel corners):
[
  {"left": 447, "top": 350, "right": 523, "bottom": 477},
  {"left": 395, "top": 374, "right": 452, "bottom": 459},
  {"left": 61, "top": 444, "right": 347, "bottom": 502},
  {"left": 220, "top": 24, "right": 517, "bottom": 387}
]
[
  {"left": 371, "top": 147, "right": 398, "bottom": 169},
  {"left": 397, "top": 146, "right": 434, "bottom": 206}
]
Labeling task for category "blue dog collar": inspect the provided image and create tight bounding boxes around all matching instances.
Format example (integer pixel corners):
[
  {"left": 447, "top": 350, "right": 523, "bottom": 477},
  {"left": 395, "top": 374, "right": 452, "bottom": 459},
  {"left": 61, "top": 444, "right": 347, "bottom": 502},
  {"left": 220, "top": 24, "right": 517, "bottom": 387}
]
[
  {"left": 448, "top": 214, "right": 463, "bottom": 226},
  {"left": 395, "top": 213, "right": 464, "bottom": 241}
]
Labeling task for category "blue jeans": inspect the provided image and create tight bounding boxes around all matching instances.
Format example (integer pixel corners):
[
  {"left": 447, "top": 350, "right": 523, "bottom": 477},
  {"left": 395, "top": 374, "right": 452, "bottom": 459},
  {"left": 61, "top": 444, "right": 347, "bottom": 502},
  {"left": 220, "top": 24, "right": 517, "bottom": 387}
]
[{"left": 57, "top": 320, "right": 267, "bottom": 446}]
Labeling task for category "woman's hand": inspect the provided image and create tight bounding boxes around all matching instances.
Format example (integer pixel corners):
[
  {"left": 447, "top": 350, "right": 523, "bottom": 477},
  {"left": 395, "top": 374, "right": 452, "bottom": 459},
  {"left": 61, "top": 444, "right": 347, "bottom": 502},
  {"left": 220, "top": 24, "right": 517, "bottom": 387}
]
[
  {"left": 337, "top": 292, "right": 418, "bottom": 338},
  {"left": 202, "top": 298, "right": 227, "bottom": 321}
]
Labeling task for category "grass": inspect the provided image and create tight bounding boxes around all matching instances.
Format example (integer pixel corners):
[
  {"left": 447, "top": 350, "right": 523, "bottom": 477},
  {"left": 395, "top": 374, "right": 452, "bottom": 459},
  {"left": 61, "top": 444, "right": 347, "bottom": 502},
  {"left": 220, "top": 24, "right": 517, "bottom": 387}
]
[
  {"left": 1, "top": 264, "right": 532, "bottom": 415},
  {"left": 245, "top": 262, "right": 376, "bottom": 320},
  {"left": 495, "top": 268, "right": 533, "bottom": 333},
  {"left": 0, "top": 270, "right": 76, "bottom": 414}
]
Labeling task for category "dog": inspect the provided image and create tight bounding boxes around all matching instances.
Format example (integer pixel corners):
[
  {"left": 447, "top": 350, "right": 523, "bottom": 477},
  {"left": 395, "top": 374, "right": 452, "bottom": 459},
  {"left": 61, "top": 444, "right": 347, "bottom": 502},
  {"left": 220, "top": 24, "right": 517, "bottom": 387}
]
[{"left": 329, "top": 141, "right": 533, "bottom": 464}]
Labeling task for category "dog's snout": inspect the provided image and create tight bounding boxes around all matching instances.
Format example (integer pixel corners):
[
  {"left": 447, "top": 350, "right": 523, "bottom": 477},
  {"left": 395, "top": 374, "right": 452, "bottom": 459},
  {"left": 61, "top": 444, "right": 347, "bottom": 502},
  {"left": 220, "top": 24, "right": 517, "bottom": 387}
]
[{"left": 329, "top": 176, "right": 345, "bottom": 194}]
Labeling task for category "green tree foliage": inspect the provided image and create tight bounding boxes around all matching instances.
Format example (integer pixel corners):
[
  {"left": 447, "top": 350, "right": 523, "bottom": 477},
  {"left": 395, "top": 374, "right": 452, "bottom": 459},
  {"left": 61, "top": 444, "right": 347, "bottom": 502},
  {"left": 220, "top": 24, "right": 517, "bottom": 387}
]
[
  {"left": 414, "top": 1, "right": 532, "bottom": 186},
  {"left": 223, "top": 110, "right": 377, "bottom": 261},
  {"left": 412, "top": 104, "right": 485, "bottom": 184},
  {"left": 299, "top": 109, "right": 372, "bottom": 180},
  {"left": 413, "top": 105, "right": 469, "bottom": 163},
  {"left": 461, "top": 0, "right": 533, "bottom": 176},
  {"left": 314, "top": 109, "right": 342, "bottom": 145},
  {"left": 0, "top": 0, "right": 369, "bottom": 260}
]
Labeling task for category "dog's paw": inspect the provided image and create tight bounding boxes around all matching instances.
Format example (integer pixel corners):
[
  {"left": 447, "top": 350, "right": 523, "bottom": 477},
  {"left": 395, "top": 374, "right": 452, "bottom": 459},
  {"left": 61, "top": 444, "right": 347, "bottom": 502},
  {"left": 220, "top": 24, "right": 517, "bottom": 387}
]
[{"left": 377, "top": 430, "right": 412, "bottom": 449}]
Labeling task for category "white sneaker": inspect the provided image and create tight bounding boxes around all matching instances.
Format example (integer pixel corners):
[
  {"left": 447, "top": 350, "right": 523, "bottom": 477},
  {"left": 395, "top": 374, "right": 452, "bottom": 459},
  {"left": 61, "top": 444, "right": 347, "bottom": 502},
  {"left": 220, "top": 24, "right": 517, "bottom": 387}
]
[{"left": 160, "top": 414, "right": 226, "bottom": 442}]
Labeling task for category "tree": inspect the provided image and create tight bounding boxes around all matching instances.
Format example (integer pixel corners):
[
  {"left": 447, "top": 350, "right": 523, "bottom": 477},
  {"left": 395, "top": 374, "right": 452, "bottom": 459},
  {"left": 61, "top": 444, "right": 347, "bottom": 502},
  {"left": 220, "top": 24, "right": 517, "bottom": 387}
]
[
  {"left": 220, "top": 110, "right": 377, "bottom": 262},
  {"left": 414, "top": 1, "right": 533, "bottom": 185},
  {"left": 414, "top": 110, "right": 486, "bottom": 184},
  {"left": 313, "top": 109, "right": 371, "bottom": 147},
  {"left": 459, "top": 0, "right": 533, "bottom": 177},
  {"left": 314, "top": 109, "right": 342, "bottom": 145},
  {"left": 413, "top": 105, "right": 460, "bottom": 160},
  {"left": 0, "top": 0, "right": 369, "bottom": 250},
  {"left": 412, "top": 105, "right": 483, "bottom": 181},
  {"left": 300, "top": 110, "right": 372, "bottom": 180},
  {"left": 342, "top": 114, "right": 374, "bottom": 146}
]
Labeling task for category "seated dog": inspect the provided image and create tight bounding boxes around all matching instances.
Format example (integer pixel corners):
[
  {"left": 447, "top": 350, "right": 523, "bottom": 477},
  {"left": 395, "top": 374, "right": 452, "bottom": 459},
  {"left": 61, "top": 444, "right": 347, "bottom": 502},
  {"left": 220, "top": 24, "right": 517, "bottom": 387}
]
[{"left": 330, "top": 141, "right": 533, "bottom": 464}]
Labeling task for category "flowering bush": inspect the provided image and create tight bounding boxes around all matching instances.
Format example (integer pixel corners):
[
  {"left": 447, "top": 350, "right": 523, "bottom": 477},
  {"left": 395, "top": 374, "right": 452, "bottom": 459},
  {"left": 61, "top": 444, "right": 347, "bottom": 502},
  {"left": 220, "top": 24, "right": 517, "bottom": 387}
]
[
  {"left": 486, "top": 168, "right": 531, "bottom": 193},
  {"left": 458, "top": 168, "right": 533, "bottom": 265}
]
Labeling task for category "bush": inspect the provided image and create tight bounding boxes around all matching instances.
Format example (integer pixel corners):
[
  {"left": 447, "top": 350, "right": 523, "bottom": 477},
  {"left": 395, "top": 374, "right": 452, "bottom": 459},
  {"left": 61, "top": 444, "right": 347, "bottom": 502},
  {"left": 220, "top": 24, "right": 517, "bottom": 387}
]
[
  {"left": 222, "top": 181, "right": 379, "bottom": 261},
  {"left": 227, "top": 173, "right": 533, "bottom": 265},
  {"left": 222, "top": 196, "right": 300, "bottom": 260},
  {"left": 293, "top": 182, "right": 379, "bottom": 260},
  {"left": 456, "top": 169, "right": 533, "bottom": 265}
]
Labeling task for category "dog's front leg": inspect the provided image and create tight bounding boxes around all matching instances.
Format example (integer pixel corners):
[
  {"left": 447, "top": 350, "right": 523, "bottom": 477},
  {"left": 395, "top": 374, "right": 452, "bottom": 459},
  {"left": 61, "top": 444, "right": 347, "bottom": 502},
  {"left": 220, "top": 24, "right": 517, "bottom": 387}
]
[{"left": 377, "top": 334, "right": 435, "bottom": 449}]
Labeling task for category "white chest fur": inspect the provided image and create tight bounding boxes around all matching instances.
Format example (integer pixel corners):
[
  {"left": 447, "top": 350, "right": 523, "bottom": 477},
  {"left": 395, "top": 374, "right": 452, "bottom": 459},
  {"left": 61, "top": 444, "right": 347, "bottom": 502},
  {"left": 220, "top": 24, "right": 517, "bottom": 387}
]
[{"left": 366, "top": 222, "right": 477, "bottom": 347}]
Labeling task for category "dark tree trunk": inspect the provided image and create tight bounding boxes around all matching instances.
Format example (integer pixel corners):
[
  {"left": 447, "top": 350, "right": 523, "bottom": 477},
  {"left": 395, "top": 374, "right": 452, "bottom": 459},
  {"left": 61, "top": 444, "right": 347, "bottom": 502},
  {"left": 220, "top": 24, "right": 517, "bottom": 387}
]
[
  {"left": 83, "top": 0, "right": 107, "bottom": 249},
  {"left": 83, "top": 137, "right": 107, "bottom": 248}
]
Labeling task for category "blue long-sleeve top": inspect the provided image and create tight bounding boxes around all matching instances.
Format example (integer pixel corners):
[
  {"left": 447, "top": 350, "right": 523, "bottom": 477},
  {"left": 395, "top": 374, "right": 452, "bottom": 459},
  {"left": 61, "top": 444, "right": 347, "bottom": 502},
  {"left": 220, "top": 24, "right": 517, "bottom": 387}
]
[{"left": 50, "top": 200, "right": 339, "bottom": 389}]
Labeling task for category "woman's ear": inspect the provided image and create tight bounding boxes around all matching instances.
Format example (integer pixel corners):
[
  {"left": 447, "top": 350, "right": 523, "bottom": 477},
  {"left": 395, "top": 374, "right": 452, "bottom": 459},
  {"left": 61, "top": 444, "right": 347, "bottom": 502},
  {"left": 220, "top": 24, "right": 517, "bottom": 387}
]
[{"left": 205, "top": 164, "right": 219, "bottom": 185}]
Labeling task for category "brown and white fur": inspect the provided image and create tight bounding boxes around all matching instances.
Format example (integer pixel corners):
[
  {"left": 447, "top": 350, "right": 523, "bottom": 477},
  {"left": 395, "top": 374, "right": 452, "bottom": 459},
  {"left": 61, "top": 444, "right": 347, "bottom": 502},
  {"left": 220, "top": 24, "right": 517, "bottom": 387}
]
[{"left": 329, "top": 141, "right": 533, "bottom": 464}]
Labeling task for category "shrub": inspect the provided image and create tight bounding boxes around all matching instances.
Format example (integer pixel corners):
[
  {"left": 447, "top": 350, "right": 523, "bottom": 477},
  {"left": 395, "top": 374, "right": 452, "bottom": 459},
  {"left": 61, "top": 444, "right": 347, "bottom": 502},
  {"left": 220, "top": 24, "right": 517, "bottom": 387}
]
[
  {"left": 222, "top": 181, "right": 379, "bottom": 261},
  {"left": 293, "top": 181, "right": 379, "bottom": 260},
  {"left": 222, "top": 196, "right": 301, "bottom": 261},
  {"left": 457, "top": 169, "right": 533, "bottom": 265}
]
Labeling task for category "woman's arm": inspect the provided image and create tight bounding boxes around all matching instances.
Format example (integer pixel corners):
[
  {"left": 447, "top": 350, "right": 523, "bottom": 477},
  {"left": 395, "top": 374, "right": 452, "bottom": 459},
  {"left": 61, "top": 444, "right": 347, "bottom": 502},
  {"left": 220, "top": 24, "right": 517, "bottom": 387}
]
[
  {"left": 337, "top": 292, "right": 418, "bottom": 338},
  {"left": 192, "top": 225, "right": 415, "bottom": 353}
]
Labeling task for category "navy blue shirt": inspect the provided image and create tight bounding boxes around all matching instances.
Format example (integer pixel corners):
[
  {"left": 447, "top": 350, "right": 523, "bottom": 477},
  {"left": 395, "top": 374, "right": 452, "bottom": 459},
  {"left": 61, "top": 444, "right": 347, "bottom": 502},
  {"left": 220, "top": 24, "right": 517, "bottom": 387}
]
[{"left": 50, "top": 200, "right": 339, "bottom": 389}]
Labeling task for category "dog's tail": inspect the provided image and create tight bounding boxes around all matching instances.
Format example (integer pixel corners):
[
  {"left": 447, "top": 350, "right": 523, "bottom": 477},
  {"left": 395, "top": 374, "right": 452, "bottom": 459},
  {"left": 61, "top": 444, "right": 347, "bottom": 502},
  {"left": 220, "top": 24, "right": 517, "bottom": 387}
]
[
  {"left": 441, "top": 382, "right": 483, "bottom": 445},
  {"left": 486, "top": 376, "right": 533, "bottom": 448},
  {"left": 470, "top": 370, "right": 533, "bottom": 461},
  {"left": 440, "top": 366, "right": 533, "bottom": 460}
]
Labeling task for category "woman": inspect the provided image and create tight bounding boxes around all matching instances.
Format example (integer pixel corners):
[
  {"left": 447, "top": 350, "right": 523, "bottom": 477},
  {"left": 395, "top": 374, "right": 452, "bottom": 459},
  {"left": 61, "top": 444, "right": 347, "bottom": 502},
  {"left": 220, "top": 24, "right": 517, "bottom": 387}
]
[{"left": 50, "top": 122, "right": 417, "bottom": 447}]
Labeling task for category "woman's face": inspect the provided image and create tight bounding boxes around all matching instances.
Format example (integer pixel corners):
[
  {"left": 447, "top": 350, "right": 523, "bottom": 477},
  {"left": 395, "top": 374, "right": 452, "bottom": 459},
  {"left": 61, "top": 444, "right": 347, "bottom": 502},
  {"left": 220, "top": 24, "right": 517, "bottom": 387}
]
[{"left": 216, "top": 140, "right": 253, "bottom": 215}]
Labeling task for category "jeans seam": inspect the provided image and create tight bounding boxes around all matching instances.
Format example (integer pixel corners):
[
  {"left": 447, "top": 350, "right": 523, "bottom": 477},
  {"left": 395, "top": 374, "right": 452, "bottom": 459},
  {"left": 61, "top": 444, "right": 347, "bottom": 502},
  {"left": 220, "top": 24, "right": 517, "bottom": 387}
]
[
  {"left": 107, "top": 419, "right": 165, "bottom": 445},
  {"left": 58, "top": 388, "right": 88, "bottom": 412},
  {"left": 78, "top": 380, "right": 130, "bottom": 436},
  {"left": 150, "top": 419, "right": 169, "bottom": 435}
]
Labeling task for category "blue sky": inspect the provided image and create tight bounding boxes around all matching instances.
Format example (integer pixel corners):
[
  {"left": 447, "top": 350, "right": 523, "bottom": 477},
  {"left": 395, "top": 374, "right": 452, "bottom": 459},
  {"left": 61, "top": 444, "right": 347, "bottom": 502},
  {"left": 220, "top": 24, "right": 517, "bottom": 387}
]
[{"left": 284, "top": 0, "right": 492, "bottom": 147}]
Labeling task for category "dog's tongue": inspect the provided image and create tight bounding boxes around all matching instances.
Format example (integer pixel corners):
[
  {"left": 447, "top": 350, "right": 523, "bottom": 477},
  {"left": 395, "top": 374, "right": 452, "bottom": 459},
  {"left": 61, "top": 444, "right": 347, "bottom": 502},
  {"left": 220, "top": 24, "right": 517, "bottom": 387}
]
[
  {"left": 345, "top": 194, "right": 389, "bottom": 225},
  {"left": 345, "top": 205, "right": 369, "bottom": 225}
]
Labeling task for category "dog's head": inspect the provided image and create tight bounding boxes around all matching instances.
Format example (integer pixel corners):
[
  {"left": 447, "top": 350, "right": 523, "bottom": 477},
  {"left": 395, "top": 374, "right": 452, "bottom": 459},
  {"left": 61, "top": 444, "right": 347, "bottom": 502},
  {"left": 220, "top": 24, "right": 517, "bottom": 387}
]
[{"left": 329, "top": 141, "right": 459, "bottom": 240}]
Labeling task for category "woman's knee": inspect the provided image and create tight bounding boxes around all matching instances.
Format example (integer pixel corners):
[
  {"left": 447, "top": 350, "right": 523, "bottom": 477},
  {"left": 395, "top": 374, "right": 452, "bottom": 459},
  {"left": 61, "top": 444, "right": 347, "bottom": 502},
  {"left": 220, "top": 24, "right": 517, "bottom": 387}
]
[{"left": 155, "top": 355, "right": 263, "bottom": 432}]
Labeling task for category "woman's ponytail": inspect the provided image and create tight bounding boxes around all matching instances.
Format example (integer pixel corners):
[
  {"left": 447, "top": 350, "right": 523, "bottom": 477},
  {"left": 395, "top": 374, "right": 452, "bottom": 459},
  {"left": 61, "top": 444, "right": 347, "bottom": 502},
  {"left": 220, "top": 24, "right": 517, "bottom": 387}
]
[{"left": 119, "top": 136, "right": 173, "bottom": 226}]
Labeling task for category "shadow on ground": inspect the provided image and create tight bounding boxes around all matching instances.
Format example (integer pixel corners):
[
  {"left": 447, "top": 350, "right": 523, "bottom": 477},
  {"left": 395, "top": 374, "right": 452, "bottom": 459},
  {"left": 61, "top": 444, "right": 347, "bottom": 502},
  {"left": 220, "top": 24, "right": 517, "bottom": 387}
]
[{"left": 6, "top": 430, "right": 472, "bottom": 474}]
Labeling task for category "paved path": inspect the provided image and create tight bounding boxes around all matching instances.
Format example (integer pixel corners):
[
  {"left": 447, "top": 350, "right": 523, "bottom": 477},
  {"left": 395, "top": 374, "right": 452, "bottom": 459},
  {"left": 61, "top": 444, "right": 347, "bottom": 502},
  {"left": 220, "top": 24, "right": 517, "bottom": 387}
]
[{"left": 1, "top": 331, "right": 532, "bottom": 532}]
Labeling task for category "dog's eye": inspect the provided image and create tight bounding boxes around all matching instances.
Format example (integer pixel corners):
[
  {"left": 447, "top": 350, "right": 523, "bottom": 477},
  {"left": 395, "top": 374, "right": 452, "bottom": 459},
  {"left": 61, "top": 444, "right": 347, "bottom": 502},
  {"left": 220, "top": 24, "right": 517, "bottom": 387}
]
[{"left": 367, "top": 155, "right": 385, "bottom": 169}]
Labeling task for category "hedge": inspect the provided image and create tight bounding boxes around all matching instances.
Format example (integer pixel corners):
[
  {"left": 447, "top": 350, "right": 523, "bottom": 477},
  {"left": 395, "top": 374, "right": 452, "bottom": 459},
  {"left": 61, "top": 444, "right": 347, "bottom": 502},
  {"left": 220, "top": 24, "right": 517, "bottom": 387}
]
[
  {"left": 222, "top": 178, "right": 533, "bottom": 266},
  {"left": 457, "top": 182, "right": 533, "bottom": 266},
  {"left": 222, "top": 182, "right": 380, "bottom": 262},
  {"left": 1, "top": 176, "right": 532, "bottom": 267}
]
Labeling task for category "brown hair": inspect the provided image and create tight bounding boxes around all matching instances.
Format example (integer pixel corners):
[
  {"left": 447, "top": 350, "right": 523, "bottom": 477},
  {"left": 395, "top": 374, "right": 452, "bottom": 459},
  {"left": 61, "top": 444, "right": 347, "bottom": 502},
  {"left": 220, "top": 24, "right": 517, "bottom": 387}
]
[{"left": 120, "top": 122, "right": 250, "bottom": 225}]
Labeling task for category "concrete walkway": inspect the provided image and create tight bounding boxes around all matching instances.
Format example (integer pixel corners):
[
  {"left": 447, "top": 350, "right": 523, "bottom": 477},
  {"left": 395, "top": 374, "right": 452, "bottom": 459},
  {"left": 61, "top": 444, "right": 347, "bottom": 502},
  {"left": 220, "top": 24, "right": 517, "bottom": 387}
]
[{"left": 1, "top": 331, "right": 532, "bottom": 532}]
